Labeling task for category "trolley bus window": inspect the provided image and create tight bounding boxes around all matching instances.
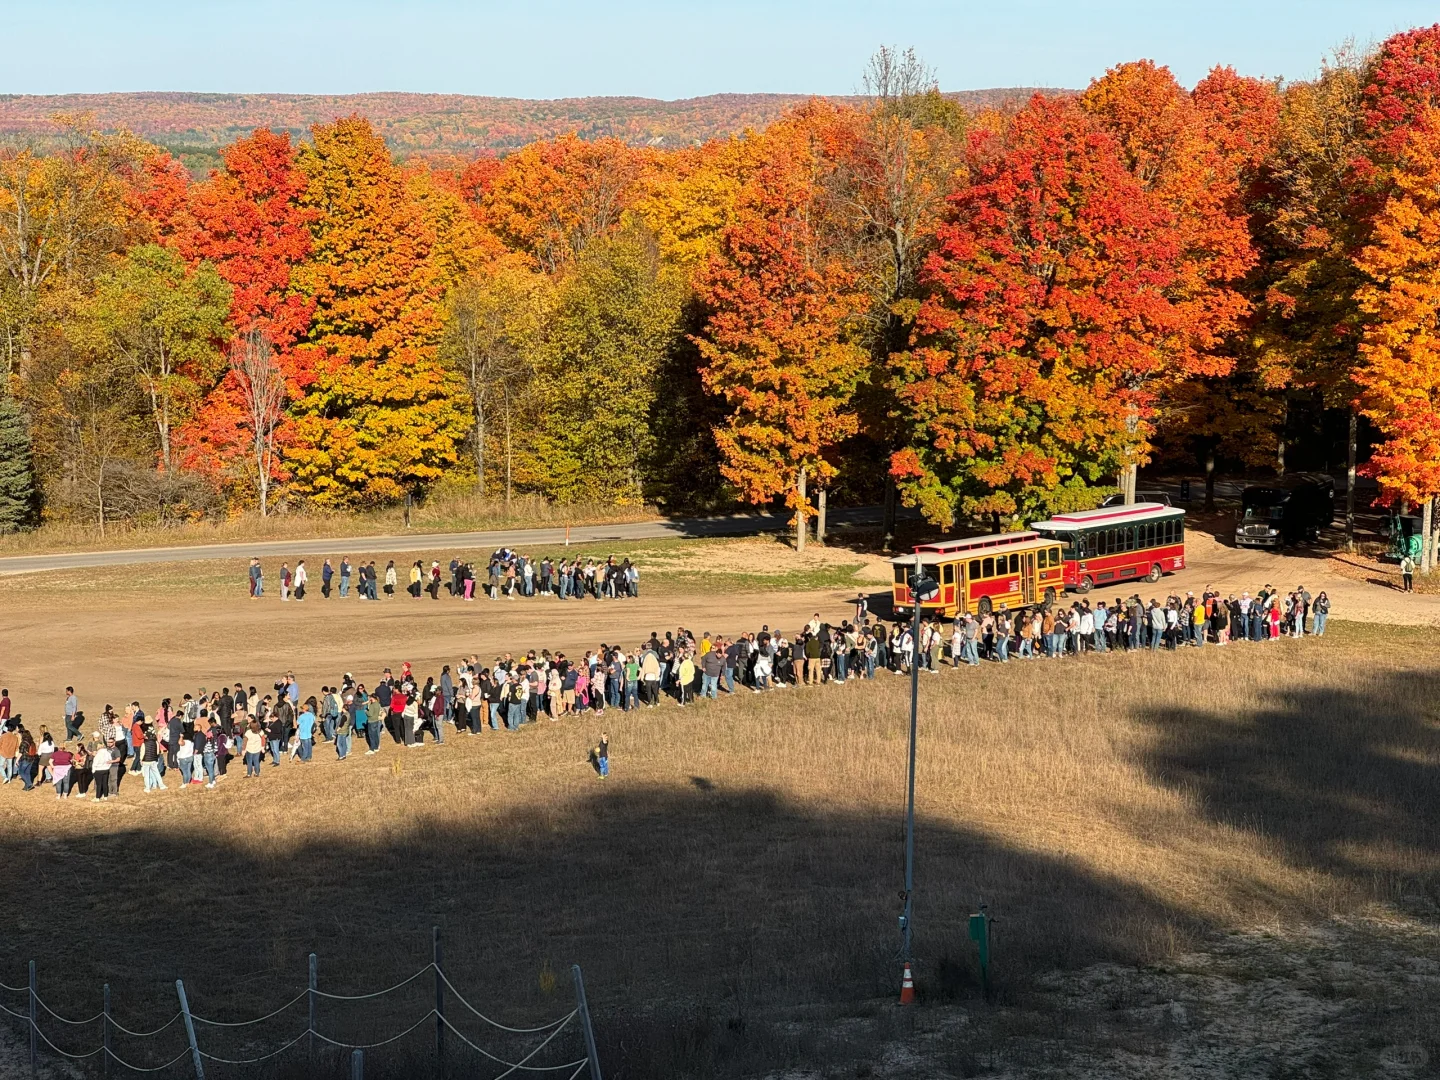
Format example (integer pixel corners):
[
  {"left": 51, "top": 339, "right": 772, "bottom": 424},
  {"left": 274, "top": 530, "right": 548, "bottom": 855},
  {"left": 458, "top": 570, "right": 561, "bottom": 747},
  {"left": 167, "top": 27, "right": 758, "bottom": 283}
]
[
  {"left": 893, "top": 565, "right": 907, "bottom": 585},
  {"left": 942, "top": 563, "right": 955, "bottom": 585},
  {"left": 982, "top": 557, "right": 995, "bottom": 578},
  {"left": 969, "top": 559, "right": 981, "bottom": 581},
  {"left": 1008, "top": 553, "right": 1019, "bottom": 573}
]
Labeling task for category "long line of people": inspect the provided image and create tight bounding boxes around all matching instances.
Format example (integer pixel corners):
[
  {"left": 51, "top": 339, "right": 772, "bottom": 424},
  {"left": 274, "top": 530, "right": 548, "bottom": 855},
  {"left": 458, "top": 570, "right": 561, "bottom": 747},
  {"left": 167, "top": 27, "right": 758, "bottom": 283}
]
[
  {"left": 941, "top": 584, "right": 1331, "bottom": 664},
  {"left": 0, "top": 582, "right": 1328, "bottom": 800},
  {"left": 248, "top": 550, "right": 640, "bottom": 602}
]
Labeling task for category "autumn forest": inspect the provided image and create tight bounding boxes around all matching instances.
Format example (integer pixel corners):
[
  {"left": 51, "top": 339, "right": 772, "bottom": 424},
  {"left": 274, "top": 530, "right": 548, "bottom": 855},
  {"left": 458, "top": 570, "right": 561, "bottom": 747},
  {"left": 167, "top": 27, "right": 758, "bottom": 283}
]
[{"left": 2, "top": 30, "right": 1440, "bottom": 536}]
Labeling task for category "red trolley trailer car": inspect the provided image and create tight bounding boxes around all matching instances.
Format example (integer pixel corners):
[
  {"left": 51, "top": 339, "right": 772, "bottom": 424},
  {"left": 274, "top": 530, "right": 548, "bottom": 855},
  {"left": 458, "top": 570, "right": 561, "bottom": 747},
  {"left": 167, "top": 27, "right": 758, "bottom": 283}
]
[
  {"left": 1028, "top": 502, "right": 1186, "bottom": 593},
  {"left": 891, "top": 531, "right": 1066, "bottom": 620}
]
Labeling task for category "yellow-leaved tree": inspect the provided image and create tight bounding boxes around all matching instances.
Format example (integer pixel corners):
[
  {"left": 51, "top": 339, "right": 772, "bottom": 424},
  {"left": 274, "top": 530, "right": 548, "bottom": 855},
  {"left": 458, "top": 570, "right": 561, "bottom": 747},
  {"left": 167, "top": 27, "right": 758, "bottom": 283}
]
[{"left": 287, "top": 117, "right": 476, "bottom": 506}]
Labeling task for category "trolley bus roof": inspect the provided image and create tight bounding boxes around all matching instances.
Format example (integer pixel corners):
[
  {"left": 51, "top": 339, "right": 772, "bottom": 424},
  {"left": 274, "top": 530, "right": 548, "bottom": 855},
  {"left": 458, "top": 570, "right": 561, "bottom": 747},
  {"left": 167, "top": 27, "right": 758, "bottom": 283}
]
[
  {"left": 1029, "top": 502, "right": 1184, "bottom": 532},
  {"left": 891, "top": 535, "right": 1059, "bottom": 566}
]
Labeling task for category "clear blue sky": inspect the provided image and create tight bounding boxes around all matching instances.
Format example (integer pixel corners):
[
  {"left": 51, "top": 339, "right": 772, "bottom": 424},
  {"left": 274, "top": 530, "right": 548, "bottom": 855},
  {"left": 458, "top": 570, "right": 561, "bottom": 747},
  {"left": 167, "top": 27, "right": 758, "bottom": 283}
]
[{"left": 10, "top": 0, "right": 1438, "bottom": 97}]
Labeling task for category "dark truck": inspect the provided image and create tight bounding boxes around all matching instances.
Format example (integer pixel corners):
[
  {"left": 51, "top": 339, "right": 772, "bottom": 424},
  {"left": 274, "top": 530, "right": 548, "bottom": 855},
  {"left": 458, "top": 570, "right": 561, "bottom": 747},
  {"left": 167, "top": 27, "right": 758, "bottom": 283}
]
[{"left": 1235, "top": 474, "right": 1335, "bottom": 549}]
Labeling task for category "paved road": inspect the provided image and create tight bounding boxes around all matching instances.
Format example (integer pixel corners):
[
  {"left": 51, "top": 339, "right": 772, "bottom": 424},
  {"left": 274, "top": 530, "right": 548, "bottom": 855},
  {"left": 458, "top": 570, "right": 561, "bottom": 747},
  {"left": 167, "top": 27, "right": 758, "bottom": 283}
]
[{"left": 0, "top": 506, "right": 896, "bottom": 576}]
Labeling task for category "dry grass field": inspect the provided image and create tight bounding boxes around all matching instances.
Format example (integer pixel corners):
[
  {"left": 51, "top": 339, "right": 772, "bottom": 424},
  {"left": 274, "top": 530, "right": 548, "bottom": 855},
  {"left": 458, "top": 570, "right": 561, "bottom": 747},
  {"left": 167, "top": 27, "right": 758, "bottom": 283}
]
[{"left": 0, "top": 541, "right": 1438, "bottom": 1078}]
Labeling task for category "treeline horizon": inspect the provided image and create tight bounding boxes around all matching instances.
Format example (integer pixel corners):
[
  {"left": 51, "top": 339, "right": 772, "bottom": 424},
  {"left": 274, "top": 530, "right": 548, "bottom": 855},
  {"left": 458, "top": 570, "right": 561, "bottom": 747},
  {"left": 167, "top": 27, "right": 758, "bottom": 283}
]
[{"left": 2, "top": 31, "right": 1440, "bottom": 540}]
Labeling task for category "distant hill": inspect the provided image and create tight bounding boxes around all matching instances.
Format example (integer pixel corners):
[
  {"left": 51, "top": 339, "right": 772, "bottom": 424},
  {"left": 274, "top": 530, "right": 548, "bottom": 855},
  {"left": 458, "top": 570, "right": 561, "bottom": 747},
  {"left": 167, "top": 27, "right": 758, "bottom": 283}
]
[{"left": 0, "top": 88, "right": 1064, "bottom": 158}]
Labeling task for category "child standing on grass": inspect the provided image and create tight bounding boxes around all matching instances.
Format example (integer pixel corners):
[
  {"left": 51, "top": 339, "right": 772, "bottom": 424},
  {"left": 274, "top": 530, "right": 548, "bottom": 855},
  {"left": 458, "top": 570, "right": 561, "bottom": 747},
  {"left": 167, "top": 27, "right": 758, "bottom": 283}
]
[{"left": 596, "top": 732, "right": 609, "bottom": 779}]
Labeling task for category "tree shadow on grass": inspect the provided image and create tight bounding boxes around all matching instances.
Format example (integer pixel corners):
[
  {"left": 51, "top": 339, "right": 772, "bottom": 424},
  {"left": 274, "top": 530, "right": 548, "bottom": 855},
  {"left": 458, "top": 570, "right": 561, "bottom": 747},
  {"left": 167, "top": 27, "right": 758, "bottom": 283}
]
[
  {"left": 0, "top": 782, "right": 1201, "bottom": 1079},
  {"left": 1132, "top": 669, "right": 1440, "bottom": 900}
]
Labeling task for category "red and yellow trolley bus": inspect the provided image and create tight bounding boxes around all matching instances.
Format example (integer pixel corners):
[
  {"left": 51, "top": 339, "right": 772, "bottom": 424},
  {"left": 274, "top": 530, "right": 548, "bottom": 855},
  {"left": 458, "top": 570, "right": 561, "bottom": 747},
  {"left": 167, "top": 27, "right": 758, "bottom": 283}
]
[
  {"left": 891, "top": 532, "right": 1065, "bottom": 619},
  {"left": 1028, "top": 502, "right": 1186, "bottom": 593}
]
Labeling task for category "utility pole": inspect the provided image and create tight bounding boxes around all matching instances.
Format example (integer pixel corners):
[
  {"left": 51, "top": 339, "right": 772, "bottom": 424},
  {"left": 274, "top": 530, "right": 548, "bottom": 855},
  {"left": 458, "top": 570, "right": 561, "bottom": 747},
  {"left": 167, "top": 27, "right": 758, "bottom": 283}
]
[{"left": 900, "top": 553, "right": 935, "bottom": 972}]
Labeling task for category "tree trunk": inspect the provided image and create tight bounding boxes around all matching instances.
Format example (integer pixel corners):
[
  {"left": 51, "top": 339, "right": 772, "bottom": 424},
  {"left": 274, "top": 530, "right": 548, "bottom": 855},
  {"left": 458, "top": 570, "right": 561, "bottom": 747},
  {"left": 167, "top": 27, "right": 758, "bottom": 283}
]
[
  {"left": 475, "top": 408, "right": 486, "bottom": 498},
  {"left": 1276, "top": 398, "right": 1288, "bottom": 477},
  {"left": 816, "top": 487, "right": 827, "bottom": 545},
  {"left": 1204, "top": 452, "right": 1216, "bottom": 513},
  {"left": 503, "top": 386, "right": 512, "bottom": 509},
  {"left": 1346, "top": 409, "right": 1357, "bottom": 554},
  {"left": 1423, "top": 497, "right": 1434, "bottom": 574},
  {"left": 160, "top": 398, "right": 171, "bottom": 474},
  {"left": 882, "top": 474, "right": 896, "bottom": 553},
  {"left": 1430, "top": 496, "right": 1440, "bottom": 576},
  {"left": 1123, "top": 464, "right": 1137, "bottom": 505},
  {"left": 796, "top": 465, "right": 808, "bottom": 553}
]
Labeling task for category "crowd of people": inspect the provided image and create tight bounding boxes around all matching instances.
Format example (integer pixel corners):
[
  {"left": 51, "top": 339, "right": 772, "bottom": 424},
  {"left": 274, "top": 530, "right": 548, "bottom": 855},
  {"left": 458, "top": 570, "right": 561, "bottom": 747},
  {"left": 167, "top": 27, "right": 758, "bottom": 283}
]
[
  {"left": 942, "top": 583, "right": 1331, "bottom": 662},
  {"left": 247, "top": 550, "right": 640, "bottom": 602},
  {"left": 0, "top": 581, "right": 1328, "bottom": 801}
]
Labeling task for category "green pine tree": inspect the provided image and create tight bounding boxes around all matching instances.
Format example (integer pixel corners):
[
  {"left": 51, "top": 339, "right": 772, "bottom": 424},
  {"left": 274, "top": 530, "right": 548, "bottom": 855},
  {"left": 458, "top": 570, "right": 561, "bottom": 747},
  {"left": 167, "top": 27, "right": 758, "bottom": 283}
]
[{"left": 0, "top": 394, "right": 37, "bottom": 532}]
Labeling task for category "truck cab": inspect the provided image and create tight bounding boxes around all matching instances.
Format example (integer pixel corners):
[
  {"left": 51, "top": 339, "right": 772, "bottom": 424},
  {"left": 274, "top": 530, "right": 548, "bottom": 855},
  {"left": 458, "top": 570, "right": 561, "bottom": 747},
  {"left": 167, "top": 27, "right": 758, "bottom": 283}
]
[{"left": 1235, "top": 474, "right": 1334, "bottom": 549}]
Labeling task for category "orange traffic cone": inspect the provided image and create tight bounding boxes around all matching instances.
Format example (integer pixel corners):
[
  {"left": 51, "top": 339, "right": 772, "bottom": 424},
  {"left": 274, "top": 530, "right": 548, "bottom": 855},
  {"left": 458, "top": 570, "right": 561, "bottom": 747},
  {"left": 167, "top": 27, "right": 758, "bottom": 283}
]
[{"left": 899, "top": 962, "right": 916, "bottom": 1005}]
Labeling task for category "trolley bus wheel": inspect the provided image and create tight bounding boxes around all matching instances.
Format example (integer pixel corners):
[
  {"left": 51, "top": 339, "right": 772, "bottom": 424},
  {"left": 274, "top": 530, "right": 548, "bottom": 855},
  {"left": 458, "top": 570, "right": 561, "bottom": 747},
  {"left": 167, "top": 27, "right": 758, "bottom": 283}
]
[
  {"left": 977, "top": 596, "right": 993, "bottom": 616},
  {"left": 1146, "top": 563, "right": 1162, "bottom": 583},
  {"left": 1076, "top": 575, "right": 1093, "bottom": 594},
  {"left": 1043, "top": 586, "right": 1056, "bottom": 606}
]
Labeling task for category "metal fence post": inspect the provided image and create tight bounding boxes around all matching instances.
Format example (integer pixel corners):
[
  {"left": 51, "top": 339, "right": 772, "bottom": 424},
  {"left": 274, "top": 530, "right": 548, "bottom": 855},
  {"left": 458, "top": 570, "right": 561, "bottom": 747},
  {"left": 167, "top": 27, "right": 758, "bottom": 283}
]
[
  {"left": 308, "top": 953, "right": 317, "bottom": 1069},
  {"left": 103, "top": 982, "right": 111, "bottom": 1080},
  {"left": 28, "top": 960, "right": 36, "bottom": 1080},
  {"left": 571, "top": 965, "right": 602, "bottom": 1080},
  {"left": 350, "top": 1048, "right": 364, "bottom": 1080},
  {"left": 175, "top": 979, "right": 205, "bottom": 1080},
  {"left": 433, "top": 927, "right": 445, "bottom": 1078}
]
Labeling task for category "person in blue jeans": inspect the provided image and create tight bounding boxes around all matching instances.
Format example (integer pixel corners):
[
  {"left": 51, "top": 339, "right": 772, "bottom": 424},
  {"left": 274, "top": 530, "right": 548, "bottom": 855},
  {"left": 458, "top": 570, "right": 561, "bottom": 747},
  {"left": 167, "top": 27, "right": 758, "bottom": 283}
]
[
  {"left": 596, "top": 732, "right": 609, "bottom": 779},
  {"left": 335, "top": 707, "right": 353, "bottom": 760},
  {"left": 296, "top": 701, "right": 317, "bottom": 762}
]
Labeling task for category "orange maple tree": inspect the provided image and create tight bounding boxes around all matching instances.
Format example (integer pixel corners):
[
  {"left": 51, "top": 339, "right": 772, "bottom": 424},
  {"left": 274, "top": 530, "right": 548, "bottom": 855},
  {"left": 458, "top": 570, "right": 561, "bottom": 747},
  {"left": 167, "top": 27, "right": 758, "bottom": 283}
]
[
  {"left": 1353, "top": 110, "right": 1440, "bottom": 507},
  {"left": 481, "top": 134, "right": 648, "bottom": 272},
  {"left": 694, "top": 104, "right": 870, "bottom": 531},
  {"left": 286, "top": 116, "right": 472, "bottom": 506},
  {"left": 892, "top": 94, "right": 1203, "bottom": 525},
  {"left": 163, "top": 130, "right": 317, "bottom": 485}
]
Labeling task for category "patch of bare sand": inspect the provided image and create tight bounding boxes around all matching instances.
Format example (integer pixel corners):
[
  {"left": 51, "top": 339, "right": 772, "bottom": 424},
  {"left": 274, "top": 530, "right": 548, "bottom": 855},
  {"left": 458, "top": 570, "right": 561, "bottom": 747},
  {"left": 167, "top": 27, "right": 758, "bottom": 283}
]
[{"left": 640, "top": 534, "right": 892, "bottom": 582}]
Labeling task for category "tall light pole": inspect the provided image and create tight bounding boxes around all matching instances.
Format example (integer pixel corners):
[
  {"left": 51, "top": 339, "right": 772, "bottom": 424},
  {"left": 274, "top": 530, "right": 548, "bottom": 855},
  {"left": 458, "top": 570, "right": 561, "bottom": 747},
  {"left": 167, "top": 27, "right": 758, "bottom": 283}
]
[{"left": 900, "top": 552, "right": 938, "bottom": 981}]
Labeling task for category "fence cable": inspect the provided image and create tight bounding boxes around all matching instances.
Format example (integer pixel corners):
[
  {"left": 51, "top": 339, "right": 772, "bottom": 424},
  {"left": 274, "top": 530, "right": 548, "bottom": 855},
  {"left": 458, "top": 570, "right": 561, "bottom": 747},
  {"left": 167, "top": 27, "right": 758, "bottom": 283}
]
[
  {"left": 33, "top": 993, "right": 105, "bottom": 1026},
  {"left": 191, "top": 987, "right": 307, "bottom": 1027},
  {"left": 311, "top": 963, "right": 431, "bottom": 1001},
  {"left": 107, "top": 1011, "right": 183, "bottom": 1038},
  {"left": 310, "top": 1009, "right": 436, "bottom": 1050},
  {"left": 104, "top": 1046, "right": 194, "bottom": 1073},
  {"left": 197, "top": 1027, "right": 308, "bottom": 1066},
  {"left": 6, "top": 961, "right": 593, "bottom": 1073},
  {"left": 437, "top": 1010, "right": 586, "bottom": 1074},
  {"left": 30, "top": 1021, "right": 107, "bottom": 1061},
  {"left": 435, "top": 966, "right": 575, "bottom": 1033}
]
